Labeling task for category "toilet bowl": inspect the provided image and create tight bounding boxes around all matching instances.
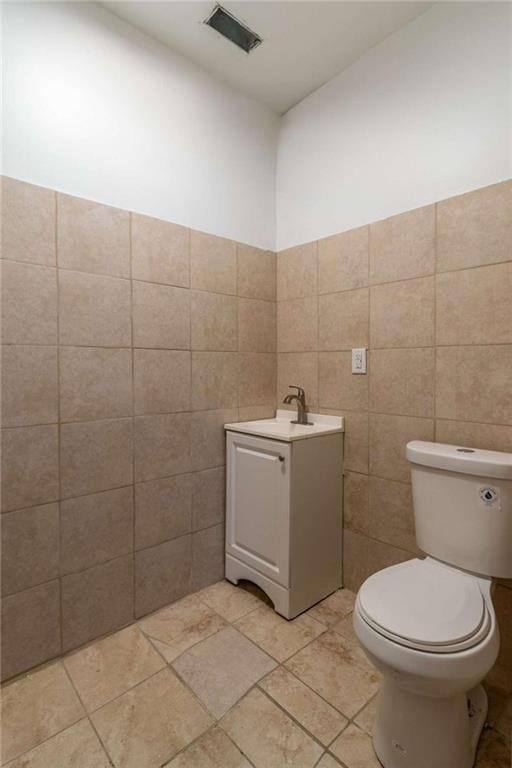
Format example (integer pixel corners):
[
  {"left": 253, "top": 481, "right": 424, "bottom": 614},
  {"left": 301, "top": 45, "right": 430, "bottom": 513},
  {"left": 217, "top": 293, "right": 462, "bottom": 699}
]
[{"left": 353, "top": 442, "right": 512, "bottom": 768}]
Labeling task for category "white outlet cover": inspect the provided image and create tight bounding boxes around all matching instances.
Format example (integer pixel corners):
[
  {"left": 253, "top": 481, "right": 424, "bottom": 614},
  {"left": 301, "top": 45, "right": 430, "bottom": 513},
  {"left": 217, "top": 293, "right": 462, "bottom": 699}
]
[{"left": 352, "top": 347, "right": 367, "bottom": 374}]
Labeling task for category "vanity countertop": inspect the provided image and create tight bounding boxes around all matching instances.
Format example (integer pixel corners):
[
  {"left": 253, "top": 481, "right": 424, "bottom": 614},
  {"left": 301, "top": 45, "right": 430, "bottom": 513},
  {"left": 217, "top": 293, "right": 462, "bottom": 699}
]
[{"left": 224, "top": 410, "right": 344, "bottom": 442}]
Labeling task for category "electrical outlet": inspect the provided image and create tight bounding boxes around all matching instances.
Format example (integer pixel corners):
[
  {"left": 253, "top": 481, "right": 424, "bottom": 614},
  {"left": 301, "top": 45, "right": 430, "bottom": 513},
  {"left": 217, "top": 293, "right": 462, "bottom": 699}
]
[{"left": 352, "top": 347, "right": 367, "bottom": 374}]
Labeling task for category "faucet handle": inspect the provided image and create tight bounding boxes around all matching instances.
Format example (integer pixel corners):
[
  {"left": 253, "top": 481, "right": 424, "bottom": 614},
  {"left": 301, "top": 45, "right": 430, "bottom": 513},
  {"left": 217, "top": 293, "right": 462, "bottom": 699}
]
[{"left": 288, "top": 385, "right": 305, "bottom": 399}]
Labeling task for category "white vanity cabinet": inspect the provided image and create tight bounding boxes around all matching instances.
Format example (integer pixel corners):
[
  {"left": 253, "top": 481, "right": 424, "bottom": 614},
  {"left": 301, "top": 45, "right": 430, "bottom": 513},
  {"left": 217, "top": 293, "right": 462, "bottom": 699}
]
[{"left": 224, "top": 411, "right": 344, "bottom": 619}]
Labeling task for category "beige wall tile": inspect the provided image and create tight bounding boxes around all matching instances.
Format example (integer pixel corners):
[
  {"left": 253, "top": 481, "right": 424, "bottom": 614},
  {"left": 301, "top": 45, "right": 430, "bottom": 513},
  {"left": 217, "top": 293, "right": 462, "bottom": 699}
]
[
  {"left": 238, "top": 298, "right": 276, "bottom": 352},
  {"left": 435, "top": 419, "right": 512, "bottom": 453},
  {"left": 1, "top": 503, "right": 59, "bottom": 596},
  {"left": 134, "top": 413, "right": 190, "bottom": 482},
  {"left": 318, "top": 226, "right": 369, "bottom": 294},
  {"left": 437, "top": 180, "right": 512, "bottom": 272},
  {"left": 133, "top": 281, "right": 190, "bottom": 349},
  {"left": 343, "top": 472, "right": 370, "bottom": 536},
  {"left": 61, "top": 418, "right": 133, "bottom": 498},
  {"left": 369, "top": 205, "right": 435, "bottom": 285},
  {"left": 1, "top": 581, "right": 61, "bottom": 681},
  {"left": 167, "top": 726, "right": 251, "bottom": 768},
  {"left": 1, "top": 425, "right": 59, "bottom": 512},
  {"left": 134, "top": 349, "right": 190, "bottom": 414},
  {"left": 191, "top": 230, "right": 236, "bottom": 295},
  {"left": 59, "top": 271, "right": 131, "bottom": 347},
  {"left": 135, "top": 535, "right": 191, "bottom": 616},
  {"left": 342, "top": 530, "right": 413, "bottom": 593},
  {"left": 319, "top": 289, "right": 369, "bottom": 351},
  {"left": 61, "top": 554, "right": 134, "bottom": 651},
  {"left": 1, "top": 177, "right": 55, "bottom": 266},
  {"left": 57, "top": 194, "right": 130, "bottom": 278},
  {"left": 340, "top": 411, "right": 369, "bottom": 474},
  {"left": 131, "top": 213, "right": 190, "bottom": 287},
  {"left": 277, "top": 242, "right": 317, "bottom": 300},
  {"left": 259, "top": 667, "right": 347, "bottom": 746},
  {"left": 0, "top": 663, "right": 84, "bottom": 762},
  {"left": 91, "top": 669, "right": 212, "bottom": 768},
  {"left": 237, "top": 244, "right": 276, "bottom": 301},
  {"left": 1, "top": 261, "right": 57, "bottom": 344},
  {"left": 369, "top": 413, "right": 434, "bottom": 482},
  {"left": 436, "top": 346, "right": 512, "bottom": 425},
  {"left": 191, "top": 291, "right": 237, "bottom": 351},
  {"left": 61, "top": 487, "right": 134, "bottom": 575},
  {"left": 60, "top": 347, "right": 132, "bottom": 422},
  {"left": 221, "top": 687, "right": 322, "bottom": 768},
  {"left": 319, "top": 352, "right": 368, "bottom": 411},
  {"left": 174, "top": 627, "right": 276, "bottom": 719},
  {"left": 191, "top": 523, "right": 225, "bottom": 591},
  {"left": 369, "top": 348, "right": 435, "bottom": 417},
  {"left": 238, "top": 404, "right": 275, "bottom": 420},
  {"left": 278, "top": 352, "right": 318, "bottom": 408},
  {"left": 64, "top": 625, "right": 164, "bottom": 713},
  {"left": 436, "top": 263, "right": 512, "bottom": 345},
  {"left": 190, "top": 408, "right": 237, "bottom": 471},
  {"left": 370, "top": 277, "right": 434, "bottom": 348},
  {"left": 3, "top": 718, "right": 110, "bottom": 768},
  {"left": 369, "top": 476, "right": 418, "bottom": 553},
  {"left": 135, "top": 474, "right": 192, "bottom": 550},
  {"left": 192, "top": 351, "right": 239, "bottom": 410},
  {"left": 238, "top": 353, "right": 276, "bottom": 407},
  {"left": 277, "top": 297, "right": 318, "bottom": 352},
  {"left": 1, "top": 345, "right": 58, "bottom": 427},
  {"left": 192, "top": 467, "right": 225, "bottom": 531}
]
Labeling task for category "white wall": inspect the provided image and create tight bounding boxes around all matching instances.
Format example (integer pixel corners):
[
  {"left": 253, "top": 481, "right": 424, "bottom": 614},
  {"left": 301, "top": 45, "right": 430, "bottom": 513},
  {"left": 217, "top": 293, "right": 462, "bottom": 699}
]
[
  {"left": 276, "top": 2, "right": 512, "bottom": 250},
  {"left": 2, "top": 2, "right": 279, "bottom": 249}
]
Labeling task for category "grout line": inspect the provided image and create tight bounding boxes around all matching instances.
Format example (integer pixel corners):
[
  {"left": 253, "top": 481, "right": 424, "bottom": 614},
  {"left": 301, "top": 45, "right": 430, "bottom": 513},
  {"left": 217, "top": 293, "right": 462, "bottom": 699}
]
[
  {"left": 54, "top": 190, "right": 65, "bottom": 658},
  {"left": 129, "top": 210, "right": 137, "bottom": 626}
]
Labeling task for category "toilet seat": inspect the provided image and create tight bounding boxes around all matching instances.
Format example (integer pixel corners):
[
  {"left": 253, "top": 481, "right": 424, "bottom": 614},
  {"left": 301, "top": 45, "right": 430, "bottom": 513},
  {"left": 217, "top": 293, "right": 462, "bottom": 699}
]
[{"left": 357, "top": 558, "right": 491, "bottom": 654}]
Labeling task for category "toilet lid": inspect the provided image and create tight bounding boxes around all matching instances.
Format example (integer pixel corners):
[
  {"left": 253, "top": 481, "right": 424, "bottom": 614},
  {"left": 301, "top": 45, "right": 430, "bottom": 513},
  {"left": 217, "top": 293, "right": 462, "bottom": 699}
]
[{"left": 358, "top": 559, "right": 489, "bottom": 652}]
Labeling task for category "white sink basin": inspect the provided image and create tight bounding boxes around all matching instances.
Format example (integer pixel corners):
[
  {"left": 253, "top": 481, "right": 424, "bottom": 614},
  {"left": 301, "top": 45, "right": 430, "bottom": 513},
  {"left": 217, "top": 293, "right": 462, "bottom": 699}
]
[{"left": 224, "top": 410, "right": 344, "bottom": 442}]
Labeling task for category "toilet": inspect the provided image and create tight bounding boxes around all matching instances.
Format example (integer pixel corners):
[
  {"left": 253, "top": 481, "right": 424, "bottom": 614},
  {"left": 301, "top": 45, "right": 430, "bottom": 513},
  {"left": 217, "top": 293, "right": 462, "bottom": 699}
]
[{"left": 353, "top": 441, "right": 512, "bottom": 768}]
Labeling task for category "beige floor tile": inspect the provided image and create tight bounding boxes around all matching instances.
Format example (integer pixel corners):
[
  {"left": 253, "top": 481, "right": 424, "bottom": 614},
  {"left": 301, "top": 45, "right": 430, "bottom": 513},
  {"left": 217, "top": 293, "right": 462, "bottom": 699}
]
[
  {"left": 259, "top": 667, "right": 347, "bottom": 746},
  {"left": 166, "top": 727, "right": 251, "bottom": 768},
  {"left": 172, "top": 626, "right": 276, "bottom": 718},
  {"left": 474, "top": 727, "right": 511, "bottom": 768},
  {"left": 64, "top": 625, "right": 165, "bottom": 712},
  {"left": 285, "top": 632, "right": 380, "bottom": 718},
  {"left": 330, "top": 724, "right": 381, "bottom": 768},
  {"left": 91, "top": 668, "right": 212, "bottom": 768},
  {"left": 139, "top": 594, "right": 226, "bottom": 662},
  {"left": 0, "top": 663, "right": 84, "bottom": 764},
  {"left": 220, "top": 688, "right": 323, "bottom": 768},
  {"left": 495, "top": 695, "right": 512, "bottom": 737},
  {"left": 197, "top": 580, "right": 265, "bottom": 622},
  {"left": 307, "top": 590, "right": 356, "bottom": 627},
  {"left": 235, "top": 605, "right": 325, "bottom": 662},
  {"left": 353, "top": 696, "right": 378, "bottom": 735},
  {"left": 4, "top": 719, "right": 110, "bottom": 768},
  {"left": 316, "top": 754, "right": 342, "bottom": 768},
  {"left": 331, "top": 616, "right": 360, "bottom": 649}
]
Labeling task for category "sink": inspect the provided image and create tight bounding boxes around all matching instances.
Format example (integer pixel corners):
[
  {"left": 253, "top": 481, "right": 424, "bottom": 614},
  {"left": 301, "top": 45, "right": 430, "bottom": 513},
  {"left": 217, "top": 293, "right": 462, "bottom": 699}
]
[{"left": 224, "top": 409, "right": 344, "bottom": 442}]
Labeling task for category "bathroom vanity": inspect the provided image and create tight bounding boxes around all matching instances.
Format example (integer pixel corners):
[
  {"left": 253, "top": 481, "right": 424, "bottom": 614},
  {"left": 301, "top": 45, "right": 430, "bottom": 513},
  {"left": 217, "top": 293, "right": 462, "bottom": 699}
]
[{"left": 224, "top": 410, "right": 344, "bottom": 619}]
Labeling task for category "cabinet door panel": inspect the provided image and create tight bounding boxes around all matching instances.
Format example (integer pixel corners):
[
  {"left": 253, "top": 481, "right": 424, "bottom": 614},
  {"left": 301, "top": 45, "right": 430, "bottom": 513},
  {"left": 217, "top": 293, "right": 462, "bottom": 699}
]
[{"left": 226, "top": 433, "right": 290, "bottom": 587}]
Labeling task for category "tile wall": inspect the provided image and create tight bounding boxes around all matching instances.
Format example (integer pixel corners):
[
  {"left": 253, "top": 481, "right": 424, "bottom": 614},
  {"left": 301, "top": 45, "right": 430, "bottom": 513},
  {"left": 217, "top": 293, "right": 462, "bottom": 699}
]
[
  {"left": 0, "top": 177, "right": 276, "bottom": 680},
  {"left": 276, "top": 180, "right": 512, "bottom": 693}
]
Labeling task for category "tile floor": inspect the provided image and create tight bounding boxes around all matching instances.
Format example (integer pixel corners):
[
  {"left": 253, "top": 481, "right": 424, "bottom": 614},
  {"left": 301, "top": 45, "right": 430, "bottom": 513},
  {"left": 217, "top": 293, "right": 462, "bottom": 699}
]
[{"left": 1, "top": 581, "right": 510, "bottom": 767}]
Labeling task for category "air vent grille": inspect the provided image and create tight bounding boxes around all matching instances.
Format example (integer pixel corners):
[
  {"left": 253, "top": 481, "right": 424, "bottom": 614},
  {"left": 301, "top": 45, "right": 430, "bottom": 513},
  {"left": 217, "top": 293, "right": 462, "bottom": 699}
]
[{"left": 204, "top": 5, "right": 262, "bottom": 54}]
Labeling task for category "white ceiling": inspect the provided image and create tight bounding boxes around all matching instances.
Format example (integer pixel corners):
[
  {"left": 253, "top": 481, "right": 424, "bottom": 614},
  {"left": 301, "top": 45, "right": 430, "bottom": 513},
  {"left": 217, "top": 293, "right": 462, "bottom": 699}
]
[{"left": 102, "top": 1, "right": 433, "bottom": 114}]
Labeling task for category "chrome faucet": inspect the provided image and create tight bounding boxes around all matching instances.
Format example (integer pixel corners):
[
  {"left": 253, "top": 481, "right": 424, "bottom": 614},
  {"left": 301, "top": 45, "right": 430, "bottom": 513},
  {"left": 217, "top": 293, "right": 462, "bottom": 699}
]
[{"left": 282, "top": 386, "right": 313, "bottom": 425}]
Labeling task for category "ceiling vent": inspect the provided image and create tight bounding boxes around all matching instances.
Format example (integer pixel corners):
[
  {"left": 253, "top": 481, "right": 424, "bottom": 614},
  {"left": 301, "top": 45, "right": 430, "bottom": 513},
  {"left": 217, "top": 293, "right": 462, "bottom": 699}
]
[{"left": 204, "top": 5, "right": 262, "bottom": 54}]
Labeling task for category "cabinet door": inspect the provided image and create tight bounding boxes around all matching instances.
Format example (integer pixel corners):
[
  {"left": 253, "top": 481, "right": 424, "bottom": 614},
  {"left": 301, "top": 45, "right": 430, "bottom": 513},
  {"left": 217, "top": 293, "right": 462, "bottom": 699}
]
[{"left": 226, "top": 432, "right": 290, "bottom": 588}]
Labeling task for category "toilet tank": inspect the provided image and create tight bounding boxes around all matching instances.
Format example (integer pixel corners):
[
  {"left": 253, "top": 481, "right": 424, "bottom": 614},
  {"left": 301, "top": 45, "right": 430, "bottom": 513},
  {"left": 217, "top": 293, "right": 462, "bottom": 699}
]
[{"left": 406, "top": 441, "right": 512, "bottom": 579}]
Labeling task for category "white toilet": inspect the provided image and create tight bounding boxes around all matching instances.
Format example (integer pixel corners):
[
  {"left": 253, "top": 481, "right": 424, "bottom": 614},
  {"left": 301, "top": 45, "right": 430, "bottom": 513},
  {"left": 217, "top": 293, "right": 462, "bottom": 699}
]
[{"left": 353, "top": 441, "right": 512, "bottom": 768}]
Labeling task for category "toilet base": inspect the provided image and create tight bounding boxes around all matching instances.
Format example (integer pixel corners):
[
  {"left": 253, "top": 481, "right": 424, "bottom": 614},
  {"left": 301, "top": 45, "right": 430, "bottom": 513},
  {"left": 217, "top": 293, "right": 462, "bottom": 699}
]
[{"left": 372, "top": 678, "right": 488, "bottom": 768}]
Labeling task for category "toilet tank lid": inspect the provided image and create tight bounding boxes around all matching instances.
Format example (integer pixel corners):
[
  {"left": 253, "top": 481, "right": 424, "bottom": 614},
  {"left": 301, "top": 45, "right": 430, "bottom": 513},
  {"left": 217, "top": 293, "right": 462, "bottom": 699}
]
[{"left": 406, "top": 441, "right": 512, "bottom": 479}]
